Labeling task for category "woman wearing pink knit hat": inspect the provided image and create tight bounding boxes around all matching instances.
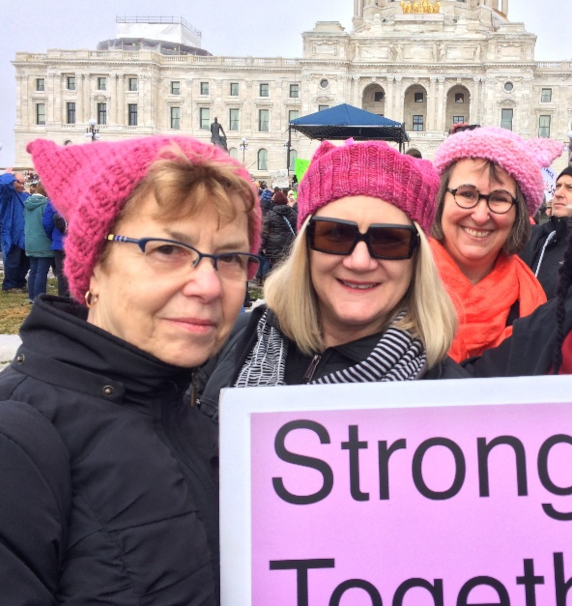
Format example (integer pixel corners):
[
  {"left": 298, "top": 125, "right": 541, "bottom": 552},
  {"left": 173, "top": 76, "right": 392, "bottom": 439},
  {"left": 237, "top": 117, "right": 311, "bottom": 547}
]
[
  {"left": 430, "top": 125, "right": 564, "bottom": 363},
  {"left": 198, "top": 140, "right": 467, "bottom": 420},
  {"left": 0, "top": 135, "right": 262, "bottom": 603}
]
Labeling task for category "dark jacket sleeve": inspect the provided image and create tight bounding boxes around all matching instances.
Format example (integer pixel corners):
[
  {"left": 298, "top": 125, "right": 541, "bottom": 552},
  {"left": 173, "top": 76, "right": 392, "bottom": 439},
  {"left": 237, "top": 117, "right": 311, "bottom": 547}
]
[{"left": 0, "top": 400, "right": 71, "bottom": 604}]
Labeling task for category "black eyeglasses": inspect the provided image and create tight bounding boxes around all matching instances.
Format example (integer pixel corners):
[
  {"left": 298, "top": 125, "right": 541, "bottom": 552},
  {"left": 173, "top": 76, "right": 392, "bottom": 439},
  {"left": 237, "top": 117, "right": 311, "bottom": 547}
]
[
  {"left": 447, "top": 185, "right": 517, "bottom": 215},
  {"left": 106, "top": 235, "right": 261, "bottom": 281},
  {"left": 307, "top": 218, "right": 419, "bottom": 260}
]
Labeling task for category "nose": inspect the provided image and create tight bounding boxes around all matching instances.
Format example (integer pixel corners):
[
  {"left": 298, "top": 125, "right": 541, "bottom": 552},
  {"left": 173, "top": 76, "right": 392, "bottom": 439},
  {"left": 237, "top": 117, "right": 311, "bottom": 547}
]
[
  {"left": 470, "top": 197, "right": 491, "bottom": 224},
  {"left": 181, "top": 257, "right": 223, "bottom": 301},
  {"left": 343, "top": 241, "right": 378, "bottom": 271}
]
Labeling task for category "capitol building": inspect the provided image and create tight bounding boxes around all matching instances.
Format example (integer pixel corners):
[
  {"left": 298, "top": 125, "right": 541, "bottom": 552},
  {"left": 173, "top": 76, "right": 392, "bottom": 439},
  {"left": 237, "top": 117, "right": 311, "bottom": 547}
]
[{"left": 12, "top": 0, "right": 571, "bottom": 174}]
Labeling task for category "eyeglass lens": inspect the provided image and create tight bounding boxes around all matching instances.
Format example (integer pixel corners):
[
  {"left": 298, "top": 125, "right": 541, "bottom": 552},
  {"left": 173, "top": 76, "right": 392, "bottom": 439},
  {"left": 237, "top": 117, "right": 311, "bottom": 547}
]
[
  {"left": 453, "top": 185, "right": 514, "bottom": 213},
  {"left": 141, "top": 240, "right": 260, "bottom": 281},
  {"left": 310, "top": 220, "right": 417, "bottom": 259}
]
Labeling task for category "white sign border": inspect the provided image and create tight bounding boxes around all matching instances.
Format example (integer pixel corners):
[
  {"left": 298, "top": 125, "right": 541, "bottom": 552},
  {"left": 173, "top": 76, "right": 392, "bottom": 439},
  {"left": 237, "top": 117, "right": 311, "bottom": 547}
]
[{"left": 220, "top": 375, "right": 572, "bottom": 605}]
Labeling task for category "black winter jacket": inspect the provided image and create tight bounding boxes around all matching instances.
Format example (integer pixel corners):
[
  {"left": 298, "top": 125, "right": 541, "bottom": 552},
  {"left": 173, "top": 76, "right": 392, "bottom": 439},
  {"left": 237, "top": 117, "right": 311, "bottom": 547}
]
[
  {"left": 463, "top": 297, "right": 565, "bottom": 377},
  {"left": 197, "top": 305, "right": 469, "bottom": 421},
  {"left": 0, "top": 296, "right": 219, "bottom": 605},
  {"left": 261, "top": 205, "right": 298, "bottom": 261},
  {"left": 519, "top": 217, "right": 570, "bottom": 299}
]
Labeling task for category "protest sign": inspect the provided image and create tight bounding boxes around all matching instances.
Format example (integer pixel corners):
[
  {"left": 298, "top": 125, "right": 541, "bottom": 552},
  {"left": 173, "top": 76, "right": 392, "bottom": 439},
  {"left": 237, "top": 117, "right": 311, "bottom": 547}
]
[
  {"left": 220, "top": 376, "right": 572, "bottom": 605},
  {"left": 271, "top": 169, "right": 289, "bottom": 189}
]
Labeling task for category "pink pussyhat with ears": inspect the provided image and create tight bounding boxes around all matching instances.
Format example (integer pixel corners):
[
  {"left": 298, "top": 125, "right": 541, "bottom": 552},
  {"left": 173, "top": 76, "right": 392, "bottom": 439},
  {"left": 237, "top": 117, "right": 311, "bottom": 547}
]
[
  {"left": 26, "top": 136, "right": 261, "bottom": 302},
  {"left": 433, "top": 127, "right": 565, "bottom": 216},
  {"left": 296, "top": 139, "right": 440, "bottom": 233}
]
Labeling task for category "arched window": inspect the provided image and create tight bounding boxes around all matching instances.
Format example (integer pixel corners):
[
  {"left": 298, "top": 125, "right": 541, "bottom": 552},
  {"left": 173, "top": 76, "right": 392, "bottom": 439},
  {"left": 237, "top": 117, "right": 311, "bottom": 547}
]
[
  {"left": 229, "top": 147, "right": 238, "bottom": 160},
  {"left": 258, "top": 149, "right": 268, "bottom": 171},
  {"left": 289, "top": 149, "right": 297, "bottom": 172}
]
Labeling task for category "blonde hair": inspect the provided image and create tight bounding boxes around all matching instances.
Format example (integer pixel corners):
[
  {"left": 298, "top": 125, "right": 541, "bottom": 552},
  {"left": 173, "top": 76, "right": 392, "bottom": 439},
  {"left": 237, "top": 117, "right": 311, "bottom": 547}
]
[{"left": 265, "top": 219, "right": 457, "bottom": 368}]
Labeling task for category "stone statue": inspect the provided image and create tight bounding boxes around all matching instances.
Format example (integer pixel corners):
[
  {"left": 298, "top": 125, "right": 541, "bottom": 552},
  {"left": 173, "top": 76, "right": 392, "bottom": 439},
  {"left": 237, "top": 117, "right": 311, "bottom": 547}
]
[{"left": 210, "top": 117, "right": 227, "bottom": 152}]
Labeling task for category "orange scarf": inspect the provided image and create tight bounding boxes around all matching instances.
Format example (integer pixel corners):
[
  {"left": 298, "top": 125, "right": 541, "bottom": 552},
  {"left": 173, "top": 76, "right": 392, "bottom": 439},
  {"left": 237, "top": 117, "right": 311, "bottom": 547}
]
[{"left": 430, "top": 238, "right": 547, "bottom": 362}]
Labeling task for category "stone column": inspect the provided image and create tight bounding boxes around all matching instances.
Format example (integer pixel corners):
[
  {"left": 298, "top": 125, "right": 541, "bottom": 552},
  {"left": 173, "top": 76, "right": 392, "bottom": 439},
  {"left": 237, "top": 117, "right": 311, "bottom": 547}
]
[
  {"left": 427, "top": 76, "right": 437, "bottom": 131},
  {"left": 117, "top": 74, "right": 125, "bottom": 125},
  {"left": 76, "top": 73, "right": 83, "bottom": 123},
  {"left": 436, "top": 77, "right": 446, "bottom": 132},
  {"left": 385, "top": 76, "right": 394, "bottom": 119},
  {"left": 15, "top": 75, "right": 23, "bottom": 126},
  {"left": 470, "top": 76, "right": 481, "bottom": 125},
  {"left": 84, "top": 74, "right": 91, "bottom": 122},
  {"left": 393, "top": 76, "right": 403, "bottom": 123},
  {"left": 109, "top": 72, "right": 117, "bottom": 124}
]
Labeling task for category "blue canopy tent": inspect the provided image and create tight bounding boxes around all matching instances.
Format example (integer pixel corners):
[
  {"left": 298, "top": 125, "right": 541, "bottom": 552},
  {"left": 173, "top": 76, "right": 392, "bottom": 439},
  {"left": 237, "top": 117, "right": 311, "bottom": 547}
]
[{"left": 286, "top": 103, "right": 409, "bottom": 173}]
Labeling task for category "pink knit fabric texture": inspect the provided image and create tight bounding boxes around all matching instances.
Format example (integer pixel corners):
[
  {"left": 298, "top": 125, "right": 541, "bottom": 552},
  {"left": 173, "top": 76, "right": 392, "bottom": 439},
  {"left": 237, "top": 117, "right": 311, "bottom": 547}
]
[
  {"left": 296, "top": 140, "right": 439, "bottom": 233},
  {"left": 433, "top": 126, "right": 564, "bottom": 216},
  {"left": 26, "top": 136, "right": 261, "bottom": 302}
]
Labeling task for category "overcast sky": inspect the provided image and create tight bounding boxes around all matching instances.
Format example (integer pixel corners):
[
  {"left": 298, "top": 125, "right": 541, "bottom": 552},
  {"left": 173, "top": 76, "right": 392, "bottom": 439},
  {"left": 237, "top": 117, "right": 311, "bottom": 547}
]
[{"left": 1, "top": 0, "right": 570, "bottom": 165}]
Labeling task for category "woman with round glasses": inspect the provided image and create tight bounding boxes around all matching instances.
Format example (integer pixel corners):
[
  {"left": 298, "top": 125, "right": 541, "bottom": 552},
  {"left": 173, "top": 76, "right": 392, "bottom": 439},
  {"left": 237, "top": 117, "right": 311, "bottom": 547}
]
[
  {"left": 430, "top": 126, "right": 563, "bottom": 362},
  {"left": 0, "top": 135, "right": 261, "bottom": 604},
  {"left": 197, "top": 140, "right": 465, "bottom": 421}
]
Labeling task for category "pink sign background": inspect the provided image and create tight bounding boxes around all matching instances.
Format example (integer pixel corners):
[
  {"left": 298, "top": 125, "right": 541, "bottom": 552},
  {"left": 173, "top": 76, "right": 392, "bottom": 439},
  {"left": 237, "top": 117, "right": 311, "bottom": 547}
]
[{"left": 250, "top": 402, "right": 572, "bottom": 605}]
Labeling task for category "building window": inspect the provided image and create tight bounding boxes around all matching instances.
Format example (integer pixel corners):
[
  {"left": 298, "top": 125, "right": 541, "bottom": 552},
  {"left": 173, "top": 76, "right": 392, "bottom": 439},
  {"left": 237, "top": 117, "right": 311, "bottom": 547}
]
[
  {"left": 170, "top": 107, "right": 180, "bottom": 129},
  {"left": 258, "top": 149, "right": 268, "bottom": 171},
  {"left": 200, "top": 108, "right": 210, "bottom": 129},
  {"left": 412, "top": 115, "right": 424, "bottom": 131},
  {"left": 500, "top": 108, "right": 513, "bottom": 131},
  {"left": 229, "top": 147, "right": 239, "bottom": 160},
  {"left": 67, "top": 76, "right": 76, "bottom": 91},
  {"left": 455, "top": 93, "right": 465, "bottom": 103},
  {"left": 36, "top": 78, "right": 45, "bottom": 92},
  {"left": 36, "top": 103, "right": 46, "bottom": 125},
  {"left": 258, "top": 109, "right": 269, "bottom": 132},
  {"left": 504, "top": 81, "right": 514, "bottom": 93},
  {"left": 66, "top": 102, "right": 76, "bottom": 124},
  {"left": 128, "top": 104, "right": 138, "bottom": 126},
  {"left": 229, "top": 108, "right": 240, "bottom": 131},
  {"left": 230, "top": 82, "right": 239, "bottom": 96},
  {"left": 97, "top": 77, "right": 106, "bottom": 91},
  {"left": 289, "top": 84, "right": 299, "bottom": 98},
  {"left": 289, "top": 110, "right": 300, "bottom": 122},
  {"left": 320, "top": 79, "right": 329, "bottom": 89},
  {"left": 200, "top": 82, "right": 209, "bottom": 95},
  {"left": 128, "top": 78, "right": 138, "bottom": 92},
  {"left": 171, "top": 81, "right": 180, "bottom": 95},
  {"left": 414, "top": 92, "right": 424, "bottom": 103},
  {"left": 374, "top": 91, "right": 385, "bottom": 102},
  {"left": 97, "top": 102, "right": 107, "bottom": 125},
  {"left": 318, "top": 105, "right": 329, "bottom": 112},
  {"left": 289, "top": 149, "right": 298, "bottom": 172},
  {"left": 538, "top": 115, "right": 551, "bottom": 138},
  {"left": 541, "top": 88, "right": 552, "bottom": 103},
  {"left": 259, "top": 83, "right": 269, "bottom": 97},
  {"left": 453, "top": 116, "right": 465, "bottom": 124}
]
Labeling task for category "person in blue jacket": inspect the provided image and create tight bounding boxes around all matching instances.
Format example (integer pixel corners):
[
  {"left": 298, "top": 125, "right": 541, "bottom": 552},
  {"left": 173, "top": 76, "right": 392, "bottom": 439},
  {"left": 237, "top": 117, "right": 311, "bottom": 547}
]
[
  {"left": 0, "top": 172, "right": 30, "bottom": 291},
  {"left": 43, "top": 198, "right": 69, "bottom": 297}
]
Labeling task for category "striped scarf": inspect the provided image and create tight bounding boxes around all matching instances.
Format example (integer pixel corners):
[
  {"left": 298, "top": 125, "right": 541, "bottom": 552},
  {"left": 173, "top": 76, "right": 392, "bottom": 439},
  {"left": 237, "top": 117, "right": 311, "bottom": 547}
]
[{"left": 234, "top": 309, "right": 427, "bottom": 387}]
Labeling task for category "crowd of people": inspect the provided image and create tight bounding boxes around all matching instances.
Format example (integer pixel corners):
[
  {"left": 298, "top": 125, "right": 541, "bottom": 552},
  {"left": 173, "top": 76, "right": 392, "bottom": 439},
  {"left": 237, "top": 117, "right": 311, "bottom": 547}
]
[
  {"left": 0, "top": 125, "right": 571, "bottom": 602},
  {"left": 0, "top": 170, "right": 69, "bottom": 299}
]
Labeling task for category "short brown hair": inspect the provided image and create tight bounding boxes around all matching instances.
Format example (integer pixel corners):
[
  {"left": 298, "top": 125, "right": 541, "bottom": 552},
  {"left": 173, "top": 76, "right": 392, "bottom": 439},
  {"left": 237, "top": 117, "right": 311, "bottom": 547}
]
[
  {"left": 431, "top": 160, "right": 530, "bottom": 255},
  {"left": 101, "top": 144, "right": 257, "bottom": 264}
]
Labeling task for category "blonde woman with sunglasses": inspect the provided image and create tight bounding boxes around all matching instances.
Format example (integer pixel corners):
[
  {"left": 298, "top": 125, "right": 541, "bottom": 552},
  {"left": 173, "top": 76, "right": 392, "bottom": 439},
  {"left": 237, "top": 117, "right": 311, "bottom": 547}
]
[{"left": 198, "top": 141, "right": 466, "bottom": 421}]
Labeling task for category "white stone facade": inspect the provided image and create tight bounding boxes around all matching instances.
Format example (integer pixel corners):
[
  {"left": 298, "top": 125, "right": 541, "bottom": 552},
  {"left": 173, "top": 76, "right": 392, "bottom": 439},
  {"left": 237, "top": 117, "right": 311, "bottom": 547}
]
[{"left": 12, "top": 0, "right": 572, "bottom": 173}]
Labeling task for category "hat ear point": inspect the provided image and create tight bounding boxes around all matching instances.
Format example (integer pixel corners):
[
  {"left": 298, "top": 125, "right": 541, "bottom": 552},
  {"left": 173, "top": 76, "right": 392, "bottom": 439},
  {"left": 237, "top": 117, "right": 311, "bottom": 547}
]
[{"left": 311, "top": 141, "right": 337, "bottom": 163}]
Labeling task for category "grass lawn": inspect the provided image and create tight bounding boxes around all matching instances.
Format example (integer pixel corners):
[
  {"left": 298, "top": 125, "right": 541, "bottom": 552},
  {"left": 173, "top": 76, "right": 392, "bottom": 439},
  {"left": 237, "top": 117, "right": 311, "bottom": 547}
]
[
  {"left": 0, "top": 280, "right": 265, "bottom": 335},
  {"left": 0, "top": 278, "right": 58, "bottom": 334}
]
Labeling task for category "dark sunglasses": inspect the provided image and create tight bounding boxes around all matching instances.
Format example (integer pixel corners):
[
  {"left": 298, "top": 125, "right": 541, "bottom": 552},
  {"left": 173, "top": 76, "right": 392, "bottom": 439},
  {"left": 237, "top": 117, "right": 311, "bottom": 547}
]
[{"left": 307, "top": 217, "right": 419, "bottom": 260}]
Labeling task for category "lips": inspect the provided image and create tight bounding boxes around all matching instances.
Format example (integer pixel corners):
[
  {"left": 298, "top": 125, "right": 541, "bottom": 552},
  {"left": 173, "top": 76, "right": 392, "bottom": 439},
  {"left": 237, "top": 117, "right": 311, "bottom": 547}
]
[
  {"left": 339, "top": 279, "right": 380, "bottom": 291},
  {"left": 461, "top": 226, "right": 492, "bottom": 239},
  {"left": 166, "top": 318, "right": 217, "bottom": 333}
]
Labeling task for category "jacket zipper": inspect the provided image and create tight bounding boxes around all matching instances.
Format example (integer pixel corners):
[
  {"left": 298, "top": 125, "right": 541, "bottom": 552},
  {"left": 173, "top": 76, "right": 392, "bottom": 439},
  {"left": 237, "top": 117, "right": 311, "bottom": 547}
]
[{"left": 303, "top": 354, "right": 322, "bottom": 383}]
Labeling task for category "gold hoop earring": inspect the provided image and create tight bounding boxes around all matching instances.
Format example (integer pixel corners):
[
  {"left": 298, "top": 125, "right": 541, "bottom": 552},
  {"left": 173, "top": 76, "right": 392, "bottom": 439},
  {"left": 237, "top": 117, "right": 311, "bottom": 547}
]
[{"left": 84, "top": 290, "right": 98, "bottom": 308}]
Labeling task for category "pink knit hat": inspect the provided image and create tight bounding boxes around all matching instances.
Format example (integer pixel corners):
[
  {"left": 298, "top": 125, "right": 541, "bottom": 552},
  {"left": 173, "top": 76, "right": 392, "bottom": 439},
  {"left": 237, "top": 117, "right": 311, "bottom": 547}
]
[
  {"left": 26, "top": 136, "right": 261, "bottom": 302},
  {"left": 433, "top": 127, "right": 564, "bottom": 216},
  {"left": 296, "top": 140, "right": 439, "bottom": 233}
]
